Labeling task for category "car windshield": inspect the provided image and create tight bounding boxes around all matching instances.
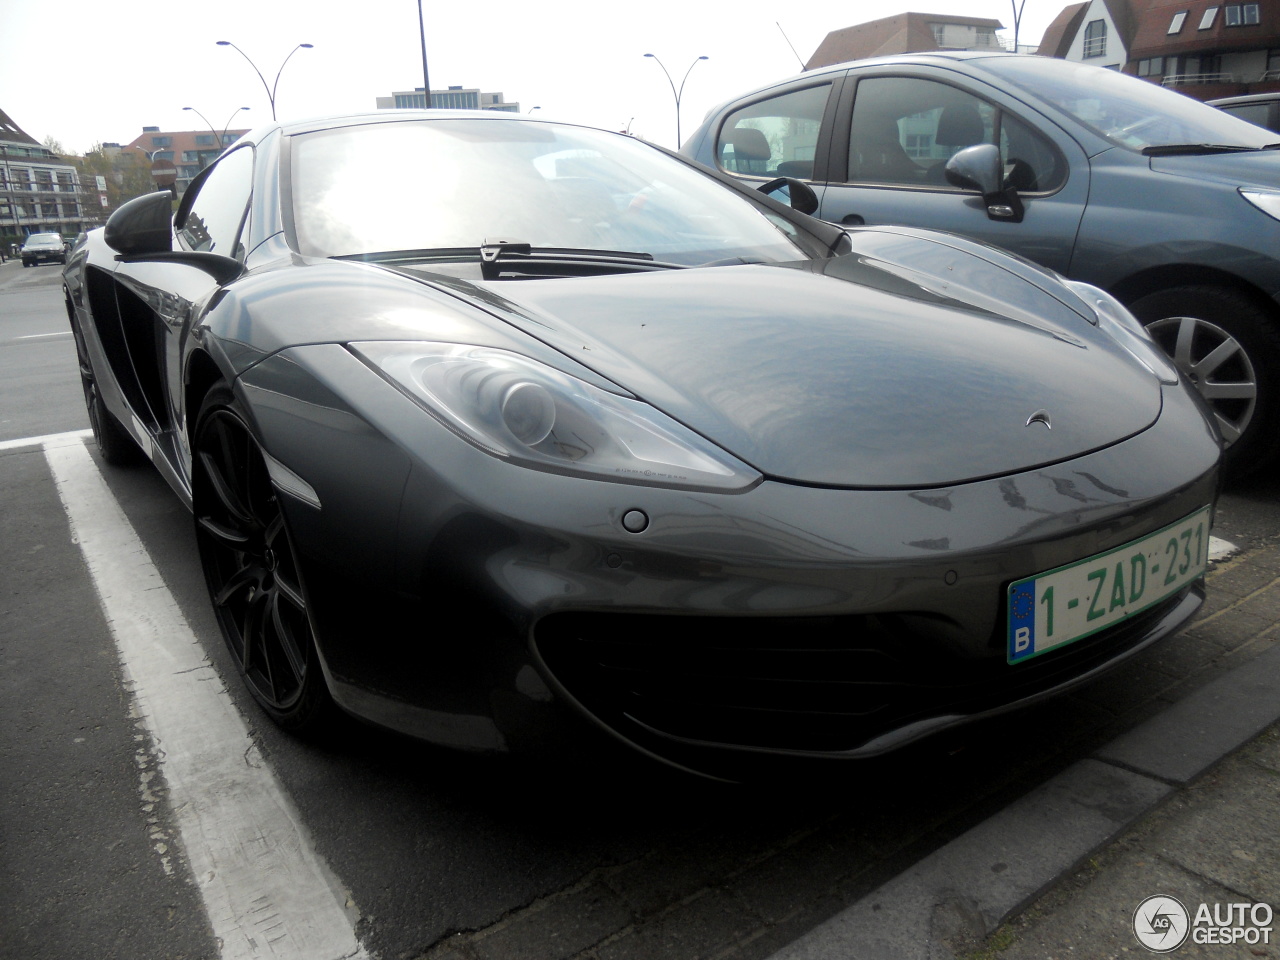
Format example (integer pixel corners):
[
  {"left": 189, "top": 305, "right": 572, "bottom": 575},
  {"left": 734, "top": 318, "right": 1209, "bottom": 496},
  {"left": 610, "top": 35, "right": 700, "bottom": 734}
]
[
  {"left": 26, "top": 234, "right": 61, "bottom": 246},
  {"left": 979, "top": 56, "right": 1276, "bottom": 152},
  {"left": 290, "top": 118, "right": 811, "bottom": 265}
]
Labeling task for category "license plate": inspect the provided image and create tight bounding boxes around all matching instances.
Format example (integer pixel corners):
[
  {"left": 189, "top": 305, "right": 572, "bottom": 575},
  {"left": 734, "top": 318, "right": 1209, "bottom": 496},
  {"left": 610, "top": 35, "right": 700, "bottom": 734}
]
[{"left": 1007, "top": 506, "right": 1211, "bottom": 664}]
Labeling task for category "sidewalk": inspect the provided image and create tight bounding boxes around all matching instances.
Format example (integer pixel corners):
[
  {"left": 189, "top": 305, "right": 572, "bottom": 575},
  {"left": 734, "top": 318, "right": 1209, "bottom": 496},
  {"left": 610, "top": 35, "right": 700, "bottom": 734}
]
[{"left": 770, "top": 542, "right": 1280, "bottom": 960}]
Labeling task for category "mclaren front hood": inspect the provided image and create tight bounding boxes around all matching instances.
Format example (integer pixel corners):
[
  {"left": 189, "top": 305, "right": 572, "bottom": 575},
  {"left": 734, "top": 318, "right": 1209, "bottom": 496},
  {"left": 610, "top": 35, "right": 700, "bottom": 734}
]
[{"left": 408, "top": 235, "right": 1165, "bottom": 489}]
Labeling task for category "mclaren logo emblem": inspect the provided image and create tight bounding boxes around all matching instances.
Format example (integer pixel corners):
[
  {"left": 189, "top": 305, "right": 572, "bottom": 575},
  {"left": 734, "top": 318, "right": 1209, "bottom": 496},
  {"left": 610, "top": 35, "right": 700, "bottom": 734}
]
[{"left": 1026, "top": 409, "right": 1052, "bottom": 430}]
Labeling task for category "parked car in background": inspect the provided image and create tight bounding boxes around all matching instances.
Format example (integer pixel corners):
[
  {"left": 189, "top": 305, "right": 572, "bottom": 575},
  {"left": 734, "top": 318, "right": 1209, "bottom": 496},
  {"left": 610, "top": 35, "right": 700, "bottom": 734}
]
[
  {"left": 63, "top": 111, "right": 1218, "bottom": 778},
  {"left": 20, "top": 232, "right": 68, "bottom": 267},
  {"left": 683, "top": 52, "right": 1280, "bottom": 478},
  {"left": 1209, "top": 91, "right": 1280, "bottom": 134}
]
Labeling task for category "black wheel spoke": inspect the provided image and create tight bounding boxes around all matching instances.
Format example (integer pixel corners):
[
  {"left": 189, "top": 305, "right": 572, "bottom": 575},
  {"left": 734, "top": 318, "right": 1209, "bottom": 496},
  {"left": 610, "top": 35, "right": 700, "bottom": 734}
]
[
  {"left": 271, "top": 595, "right": 308, "bottom": 686},
  {"left": 196, "top": 513, "right": 253, "bottom": 551}
]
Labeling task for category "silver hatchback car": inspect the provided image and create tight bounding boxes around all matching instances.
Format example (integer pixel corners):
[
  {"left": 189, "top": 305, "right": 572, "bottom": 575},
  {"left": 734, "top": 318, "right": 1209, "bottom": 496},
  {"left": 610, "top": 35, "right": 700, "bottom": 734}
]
[{"left": 683, "top": 52, "right": 1280, "bottom": 478}]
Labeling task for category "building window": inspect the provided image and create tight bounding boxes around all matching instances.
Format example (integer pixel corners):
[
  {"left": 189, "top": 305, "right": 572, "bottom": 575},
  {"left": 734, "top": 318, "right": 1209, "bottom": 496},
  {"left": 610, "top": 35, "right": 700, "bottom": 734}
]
[
  {"left": 151, "top": 136, "right": 171, "bottom": 148},
  {"left": 195, "top": 134, "right": 215, "bottom": 146},
  {"left": 1169, "top": 10, "right": 1188, "bottom": 32},
  {"left": 1224, "top": 3, "right": 1261, "bottom": 25},
  {"left": 1084, "top": 19, "right": 1107, "bottom": 57},
  {"left": 153, "top": 151, "right": 174, "bottom": 162},
  {"left": 1200, "top": 6, "right": 1220, "bottom": 28}
]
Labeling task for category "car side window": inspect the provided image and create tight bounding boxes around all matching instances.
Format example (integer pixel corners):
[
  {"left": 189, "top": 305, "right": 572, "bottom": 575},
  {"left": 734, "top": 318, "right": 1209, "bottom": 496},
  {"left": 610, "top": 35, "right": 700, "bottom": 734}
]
[
  {"left": 849, "top": 77, "right": 996, "bottom": 185},
  {"left": 179, "top": 146, "right": 254, "bottom": 257},
  {"left": 848, "top": 76, "right": 1063, "bottom": 192},
  {"left": 715, "top": 84, "right": 832, "bottom": 180}
]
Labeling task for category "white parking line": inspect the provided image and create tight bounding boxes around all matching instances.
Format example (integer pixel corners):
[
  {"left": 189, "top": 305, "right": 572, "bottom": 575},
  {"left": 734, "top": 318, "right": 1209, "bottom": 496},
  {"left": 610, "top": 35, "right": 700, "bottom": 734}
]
[{"left": 42, "top": 434, "right": 368, "bottom": 960}]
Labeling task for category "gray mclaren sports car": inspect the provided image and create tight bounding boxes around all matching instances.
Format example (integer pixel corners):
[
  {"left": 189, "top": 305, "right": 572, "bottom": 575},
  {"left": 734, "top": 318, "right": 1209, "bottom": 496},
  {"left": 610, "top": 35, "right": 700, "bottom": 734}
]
[{"left": 63, "top": 111, "right": 1220, "bottom": 778}]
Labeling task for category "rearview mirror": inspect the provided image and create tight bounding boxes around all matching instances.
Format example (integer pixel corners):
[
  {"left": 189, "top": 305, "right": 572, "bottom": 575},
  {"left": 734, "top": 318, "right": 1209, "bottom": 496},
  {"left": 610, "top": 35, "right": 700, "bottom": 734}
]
[
  {"left": 945, "top": 144, "right": 1025, "bottom": 223},
  {"left": 756, "top": 177, "right": 820, "bottom": 216}
]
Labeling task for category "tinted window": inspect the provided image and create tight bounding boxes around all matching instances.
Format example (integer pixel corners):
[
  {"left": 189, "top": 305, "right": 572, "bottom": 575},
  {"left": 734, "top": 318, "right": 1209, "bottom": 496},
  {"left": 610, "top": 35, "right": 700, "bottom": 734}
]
[
  {"left": 179, "top": 146, "right": 253, "bottom": 256},
  {"left": 715, "top": 84, "right": 831, "bottom": 180},
  {"left": 846, "top": 76, "right": 1064, "bottom": 192}
]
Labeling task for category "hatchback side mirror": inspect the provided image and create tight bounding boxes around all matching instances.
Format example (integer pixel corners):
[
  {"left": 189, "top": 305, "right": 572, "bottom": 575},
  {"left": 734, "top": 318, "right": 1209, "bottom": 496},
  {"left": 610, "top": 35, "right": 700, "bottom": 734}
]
[
  {"left": 756, "top": 177, "right": 820, "bottom": 216},
  {"left": 944, "top": 144, "right": 1025, "bottom": 223}
]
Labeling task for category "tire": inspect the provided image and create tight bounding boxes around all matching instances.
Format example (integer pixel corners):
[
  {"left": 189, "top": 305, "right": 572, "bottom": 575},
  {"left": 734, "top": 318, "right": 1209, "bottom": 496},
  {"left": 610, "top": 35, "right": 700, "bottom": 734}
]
[
  {"left": 69, "top": 317, "right": 144, "bottom": 466},
  {"left": 193, "top": 387, "right": 334, "bottom": 732},
  {"left": 1128, "top": 285, "right": 1280, "bottom": 479}
]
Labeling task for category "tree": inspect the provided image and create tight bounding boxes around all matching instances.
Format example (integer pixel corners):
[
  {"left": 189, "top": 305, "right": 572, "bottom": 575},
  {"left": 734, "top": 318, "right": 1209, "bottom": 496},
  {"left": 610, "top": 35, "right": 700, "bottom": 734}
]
[{"left": 65, "top": 143, "right": 156, "bottom": 221}]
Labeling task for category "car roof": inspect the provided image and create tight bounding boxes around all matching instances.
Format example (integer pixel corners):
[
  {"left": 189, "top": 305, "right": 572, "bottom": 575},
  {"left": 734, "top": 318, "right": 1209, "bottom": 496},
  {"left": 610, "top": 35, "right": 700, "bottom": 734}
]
[
  {"left": 1207, "top": 92, "right": 1280, "bottom": 106},
  {"left": 701, "top": 50, "right": 1008, "bottom": 108},
  {"left": 275, "top": 109, "right": 612, "bottom": 139}
]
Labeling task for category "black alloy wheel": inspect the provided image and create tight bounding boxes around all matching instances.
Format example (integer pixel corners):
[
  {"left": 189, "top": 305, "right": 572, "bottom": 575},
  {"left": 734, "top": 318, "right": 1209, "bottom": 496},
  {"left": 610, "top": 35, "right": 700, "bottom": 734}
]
[{"left": 193, "top": 388, "right": 332, "bottom": 731}]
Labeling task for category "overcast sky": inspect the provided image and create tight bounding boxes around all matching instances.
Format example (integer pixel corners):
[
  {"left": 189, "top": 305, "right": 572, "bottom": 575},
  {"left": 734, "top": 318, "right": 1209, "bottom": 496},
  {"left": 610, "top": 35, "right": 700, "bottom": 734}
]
[{"left": 1, "top": 0, "right": 1062, "bottom": 154}]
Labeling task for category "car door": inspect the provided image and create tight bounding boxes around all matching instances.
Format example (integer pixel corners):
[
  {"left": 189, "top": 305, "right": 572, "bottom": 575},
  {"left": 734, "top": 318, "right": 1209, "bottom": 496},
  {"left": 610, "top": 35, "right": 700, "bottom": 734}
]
[
  {"left": 108, "top": 145, "right": 254, "bottom": 485},
  {"left": 817, "top": 66, "right": 1090, "bottom": 275}
]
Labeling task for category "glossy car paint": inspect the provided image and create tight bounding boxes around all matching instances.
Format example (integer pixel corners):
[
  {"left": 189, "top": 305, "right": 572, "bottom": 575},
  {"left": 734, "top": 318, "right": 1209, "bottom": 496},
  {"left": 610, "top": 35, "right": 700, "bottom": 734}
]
[
  {"left": 682, "top": 52, "right": 1280, "bottom": 477},
  {"left": 63, "top": 113, "right": 1220, "bottom": 777}
]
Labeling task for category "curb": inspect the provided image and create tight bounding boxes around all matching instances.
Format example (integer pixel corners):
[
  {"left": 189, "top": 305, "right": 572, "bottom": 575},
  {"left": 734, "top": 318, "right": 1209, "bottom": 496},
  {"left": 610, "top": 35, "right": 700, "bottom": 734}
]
[{"left": 767, "top": 587, "right": 1280, "bottom": 960}]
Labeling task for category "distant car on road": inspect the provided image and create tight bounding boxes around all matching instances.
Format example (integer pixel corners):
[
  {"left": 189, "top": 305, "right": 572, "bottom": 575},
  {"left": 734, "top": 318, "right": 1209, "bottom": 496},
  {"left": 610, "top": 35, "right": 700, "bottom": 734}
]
[
  {"left": 683, "top": 52, "right": 1280, "bottom": 478},
  {"left": 20, "top": 232, "right": 68, "bottom": 267},
  {"left": 1208, "top": 91, "right": 1280, "bottom": 134}
]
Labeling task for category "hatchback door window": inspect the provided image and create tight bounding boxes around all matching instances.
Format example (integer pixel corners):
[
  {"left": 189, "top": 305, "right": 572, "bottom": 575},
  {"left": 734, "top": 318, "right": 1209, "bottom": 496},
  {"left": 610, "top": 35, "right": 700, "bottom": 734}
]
[
  {"left": 848, "top": 76, "right": 1064, "bottom": 192},
  {"left": 715, "top": 84, "right": 832, "bottom": 180}
]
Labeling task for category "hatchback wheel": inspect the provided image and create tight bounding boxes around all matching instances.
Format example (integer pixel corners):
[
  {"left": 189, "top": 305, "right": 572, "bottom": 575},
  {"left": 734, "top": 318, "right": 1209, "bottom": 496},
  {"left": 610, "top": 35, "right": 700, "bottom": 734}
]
[
  {"left": 193, "top": 387, "right": 333, "bottom": 731},
  {"left": 1130, "top": 286, "right": 1280, "bottom": 478}
]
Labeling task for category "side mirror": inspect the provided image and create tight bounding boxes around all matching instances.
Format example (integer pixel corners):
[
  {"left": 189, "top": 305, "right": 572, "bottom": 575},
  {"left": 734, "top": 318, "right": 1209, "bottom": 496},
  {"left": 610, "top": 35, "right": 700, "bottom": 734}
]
[
  {"left": 944, "top": 144, "right": 1025, "bottom": 223},
  {"left": 103, "top": 189, "right": 242, "bottom": 285},
  {"left": 104, "top": 191, "right": 174, "bottom": 256},
  {"left": 756, "top": 177, "right": 820, "bottom": 216}
]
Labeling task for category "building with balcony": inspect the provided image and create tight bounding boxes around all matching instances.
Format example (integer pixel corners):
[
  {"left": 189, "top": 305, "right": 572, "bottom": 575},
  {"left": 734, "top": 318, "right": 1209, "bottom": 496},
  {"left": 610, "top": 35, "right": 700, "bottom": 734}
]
[
  {"left": 805, "top": 13, "right": 1019, "bottom": 70},
  {"left": 1039, "top": 0, "right": 1280, "bottom": 100},
  {"left": 375, "top": 86, "right": 521, "bottom": 111},
  {"left": 121, "top": 125, "right": 250, "bottom": 196},
  {"left": 0, "top": 107, "right": 89, "bottom": 248}
]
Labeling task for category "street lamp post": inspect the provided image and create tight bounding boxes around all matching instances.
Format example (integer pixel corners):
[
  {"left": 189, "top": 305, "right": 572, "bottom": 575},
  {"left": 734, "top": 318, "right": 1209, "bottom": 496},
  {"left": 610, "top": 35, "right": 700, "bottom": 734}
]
[
  {"left": 183, "top": 106, "right": 251, "bottom": 155},
  {"left": 643, "top": 53, "right": 708, "bottom": 147},
  {"left": 215, "top": 41, "right": 314, "bottom": 121}
]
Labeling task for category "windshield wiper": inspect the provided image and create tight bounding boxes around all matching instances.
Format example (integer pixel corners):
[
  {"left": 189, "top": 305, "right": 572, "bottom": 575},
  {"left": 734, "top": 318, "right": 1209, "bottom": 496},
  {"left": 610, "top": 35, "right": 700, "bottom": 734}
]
[
  {"left": 1141, "top": 143, "right": 1263, "bottom": 156},
  {"left": 476, "top": 239, "right": 685, "bottom": 280},
  {"left": 335, "top": 241, "right": 686, "bottom": 279}
]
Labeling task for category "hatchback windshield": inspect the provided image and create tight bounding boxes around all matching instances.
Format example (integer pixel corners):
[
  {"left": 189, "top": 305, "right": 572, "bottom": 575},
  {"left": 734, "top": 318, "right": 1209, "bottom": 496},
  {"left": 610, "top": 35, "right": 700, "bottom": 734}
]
[
  {"left": 290, "top": 118, "right": 810, "bottom": 265},
  {"left": 980, "top": 55, "right": 1276, "bottom": 152}
]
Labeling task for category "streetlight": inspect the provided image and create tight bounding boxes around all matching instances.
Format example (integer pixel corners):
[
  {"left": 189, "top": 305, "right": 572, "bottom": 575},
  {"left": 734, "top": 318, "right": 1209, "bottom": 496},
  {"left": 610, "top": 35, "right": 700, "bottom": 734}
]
[
  {"left": 183, "top": 106, "right": 250, "bottom": 152},
  {"left": 215, "top": 41, "right": 314, "bottom": 121},
  {"left": 643, "top": 53, "right": 708, "bottom": 147}
]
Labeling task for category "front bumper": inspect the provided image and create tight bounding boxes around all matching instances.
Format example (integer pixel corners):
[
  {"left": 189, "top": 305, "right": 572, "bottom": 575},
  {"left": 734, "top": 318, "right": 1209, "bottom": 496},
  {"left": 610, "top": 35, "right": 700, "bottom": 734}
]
[{"left": 237, "top": 344, "right": 1221, "bottom": 773}]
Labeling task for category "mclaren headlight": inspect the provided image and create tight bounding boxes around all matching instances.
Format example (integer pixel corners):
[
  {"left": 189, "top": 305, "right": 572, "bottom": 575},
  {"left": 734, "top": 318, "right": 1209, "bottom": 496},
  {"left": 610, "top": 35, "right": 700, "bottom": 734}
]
[
  {"left": 352, "top": 341, "right": 763, "bottom": 493},
  {"left": 1064, "top": 280, "right": 1180, "bottom": 385}
]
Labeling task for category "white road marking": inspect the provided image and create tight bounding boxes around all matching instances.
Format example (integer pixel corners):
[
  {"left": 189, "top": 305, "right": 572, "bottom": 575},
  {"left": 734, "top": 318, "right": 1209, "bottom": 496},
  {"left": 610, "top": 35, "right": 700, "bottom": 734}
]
[
  {"left": 0, "top": 428, "right": 91, "bottom": 452},
  {"left": 16, "top": 331, "right": 72, "bottom": 340},
  {"left": 43, "top": 435, "right": 368, "bottom": 960}
]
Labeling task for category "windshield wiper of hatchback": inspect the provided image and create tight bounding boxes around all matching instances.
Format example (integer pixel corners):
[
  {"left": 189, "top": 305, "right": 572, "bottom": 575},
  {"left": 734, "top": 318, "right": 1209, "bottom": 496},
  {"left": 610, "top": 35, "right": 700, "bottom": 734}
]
[{"left": 1141, "top": 143, "right": 1267, "bottom": 156}]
